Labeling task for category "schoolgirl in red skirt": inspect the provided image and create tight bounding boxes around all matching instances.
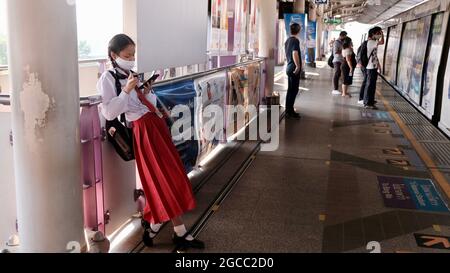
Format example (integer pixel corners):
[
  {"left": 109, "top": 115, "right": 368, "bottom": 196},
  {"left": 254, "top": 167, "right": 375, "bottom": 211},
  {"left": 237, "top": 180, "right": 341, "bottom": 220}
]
[{"left": 98, "top": 34, "right": 204, "bottom": 249}]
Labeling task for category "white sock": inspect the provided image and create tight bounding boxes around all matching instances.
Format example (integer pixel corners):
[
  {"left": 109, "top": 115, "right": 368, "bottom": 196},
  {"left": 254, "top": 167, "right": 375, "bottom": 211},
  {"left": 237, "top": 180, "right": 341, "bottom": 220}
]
[
  {"left": 173, "top": 225, "right": 195, "bottom": 241},
  {"left": 174, "top": 225, "right": 187, "bottom": 237},
  {"left": 146, "top": 223, "right": 162, "bottom": 239},
  {"left": 150, "top": 223, "right": 162, "bottom": 233}
]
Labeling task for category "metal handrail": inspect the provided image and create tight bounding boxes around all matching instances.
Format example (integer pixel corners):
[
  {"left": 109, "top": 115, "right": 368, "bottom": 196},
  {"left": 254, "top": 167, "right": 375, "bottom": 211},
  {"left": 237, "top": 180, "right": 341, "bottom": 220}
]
[
  {"left": 0, "top": 94, "right": 102, "bottom": 107},
  {"left": 0, "top": 59, "right": 108, "bottom": 71},
  {"left": 153, "top": 58, "right": 265, "bottom": 87},
  {"left": 0, "top": 58, "right": 266, "bottom": 107}
]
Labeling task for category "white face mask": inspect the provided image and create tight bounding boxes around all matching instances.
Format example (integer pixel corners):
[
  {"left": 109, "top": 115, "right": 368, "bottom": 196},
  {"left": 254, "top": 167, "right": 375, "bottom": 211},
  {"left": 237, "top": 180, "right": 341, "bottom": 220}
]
[
  {"left": 115, "top": 57, "right": 135, "bottom": 71},
  {"left": 374, "top": 34, "right": 382, "bottom": 40}
]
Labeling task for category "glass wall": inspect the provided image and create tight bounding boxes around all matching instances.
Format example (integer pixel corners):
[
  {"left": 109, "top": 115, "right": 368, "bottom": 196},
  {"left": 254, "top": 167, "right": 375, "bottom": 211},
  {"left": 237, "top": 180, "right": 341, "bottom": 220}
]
[
  {"left": 421, "top": 12, "right": 448, "bottom": 118},
  {"left": 76, "top": 0, "right": 123, "bottom": 60},
  {"left": 396, "top": 16, "right": 431, "bottom": 105}
]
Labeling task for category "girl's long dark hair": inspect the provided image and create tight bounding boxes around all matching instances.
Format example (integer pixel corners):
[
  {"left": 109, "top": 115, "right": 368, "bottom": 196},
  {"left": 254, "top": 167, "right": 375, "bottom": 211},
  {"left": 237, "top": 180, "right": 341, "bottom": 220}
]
[{"left": 108, "top": 34, "right": 135, "bottom": 68}]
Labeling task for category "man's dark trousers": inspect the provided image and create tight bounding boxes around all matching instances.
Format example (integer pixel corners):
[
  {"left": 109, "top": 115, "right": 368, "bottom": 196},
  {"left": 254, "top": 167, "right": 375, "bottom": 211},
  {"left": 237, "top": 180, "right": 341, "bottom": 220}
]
[
  {"left": 364, "top": 69, "right": 378, "bottom": 106},
  {"left": 286, "top": 70, "right": 300, "bottom": 113}
]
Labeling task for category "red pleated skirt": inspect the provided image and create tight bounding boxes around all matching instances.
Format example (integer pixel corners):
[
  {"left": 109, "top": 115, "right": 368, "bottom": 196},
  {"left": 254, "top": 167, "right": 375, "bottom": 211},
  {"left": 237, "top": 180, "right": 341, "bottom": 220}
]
[{"left": 133, "top": 112, "right": 196, "bottom": 224}]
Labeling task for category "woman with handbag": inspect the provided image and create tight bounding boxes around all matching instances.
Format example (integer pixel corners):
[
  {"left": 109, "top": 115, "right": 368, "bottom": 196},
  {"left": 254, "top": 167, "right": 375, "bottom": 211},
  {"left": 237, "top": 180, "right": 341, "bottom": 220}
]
[{"left": 97, "top": 34, "right": 204, "bottom": 249}]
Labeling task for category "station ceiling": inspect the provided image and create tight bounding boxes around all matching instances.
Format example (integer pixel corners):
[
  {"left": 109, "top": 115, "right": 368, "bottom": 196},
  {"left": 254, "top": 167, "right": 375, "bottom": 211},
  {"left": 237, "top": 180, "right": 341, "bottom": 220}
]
[{"left": 326, "top": 0, "right": 426, "bottom": 24}]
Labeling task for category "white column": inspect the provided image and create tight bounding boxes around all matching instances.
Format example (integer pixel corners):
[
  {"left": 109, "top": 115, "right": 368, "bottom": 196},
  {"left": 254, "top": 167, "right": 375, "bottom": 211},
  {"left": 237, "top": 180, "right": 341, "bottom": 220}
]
[
  {"left": 294, "top": 0, "right": 305, "bottom": 14},
  {"left": 316, "top": 16, "right": 323, "bottom": 60},
  {"left": 257, "top": 0, "right": 277, "bottom": 97},
  {"left": 7, "top": 0, "right": 84, "bottom": 252}
]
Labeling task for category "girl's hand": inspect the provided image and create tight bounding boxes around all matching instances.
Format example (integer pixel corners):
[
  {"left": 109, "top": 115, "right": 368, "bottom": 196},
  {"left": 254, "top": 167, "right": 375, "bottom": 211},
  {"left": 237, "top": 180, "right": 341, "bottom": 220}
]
[
  {"left": 124, "top": 73, "right": 138, "bottom": 94},
  {"left": 143, "top": 82, "right": 153, "bottom": 95}
]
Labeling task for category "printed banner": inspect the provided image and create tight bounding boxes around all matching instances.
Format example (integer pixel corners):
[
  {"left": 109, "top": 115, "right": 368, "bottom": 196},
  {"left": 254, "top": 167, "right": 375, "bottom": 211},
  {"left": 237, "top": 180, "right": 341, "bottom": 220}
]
[
  {"left": 154, "top": 80, "right": 199, "bottom": 172},
  {"left": 226, "top": 63, "right": 261, "bottom": 137},
  {"left": 194, "top": 71, "right": 227, "bottom": 163}
]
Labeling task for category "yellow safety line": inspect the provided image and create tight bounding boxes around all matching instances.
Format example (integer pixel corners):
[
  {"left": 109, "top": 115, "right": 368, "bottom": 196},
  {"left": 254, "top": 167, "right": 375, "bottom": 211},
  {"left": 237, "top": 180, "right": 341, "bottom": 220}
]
[{"left": 378, "top": 90, "right": 450, "bottom": 199}]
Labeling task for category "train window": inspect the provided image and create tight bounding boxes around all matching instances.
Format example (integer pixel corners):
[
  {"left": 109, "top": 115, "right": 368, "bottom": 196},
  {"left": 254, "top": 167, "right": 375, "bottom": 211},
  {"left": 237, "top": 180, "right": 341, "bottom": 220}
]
[
  {"left": 396, "top": 16, "right": 432, "bottom": 105},
  {"left": 76, "top": 0, "right": 123, "bottom": 60},
  {"left": 384, "top": 25, "right": 401, "bottom": 84},
  {"left": 421, "top": 12, "right": 448, "bottom": 117},
  {"left": 0, "top": 0, "right": 7, "bottom": 66}
]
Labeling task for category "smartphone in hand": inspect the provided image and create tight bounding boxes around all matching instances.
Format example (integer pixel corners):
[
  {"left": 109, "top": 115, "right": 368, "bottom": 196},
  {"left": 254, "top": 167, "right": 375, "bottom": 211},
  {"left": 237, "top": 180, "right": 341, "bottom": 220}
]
[{"left": 138, "top": 73, "right": 160, "bottom": 90}]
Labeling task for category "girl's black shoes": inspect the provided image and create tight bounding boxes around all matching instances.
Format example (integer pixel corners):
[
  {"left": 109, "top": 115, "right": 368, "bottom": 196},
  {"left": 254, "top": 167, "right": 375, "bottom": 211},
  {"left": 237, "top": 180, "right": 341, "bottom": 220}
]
[
  {"left": 142, "top": 229, "right": 154, "bottom": 247},
  {"left": 172, "top": 234, "right": 205, "bottom": 249}
]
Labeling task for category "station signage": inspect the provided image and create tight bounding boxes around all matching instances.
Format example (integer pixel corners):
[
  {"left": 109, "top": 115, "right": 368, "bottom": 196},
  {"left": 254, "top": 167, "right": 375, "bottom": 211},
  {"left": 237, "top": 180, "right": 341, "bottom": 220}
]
[{"left": 324, "top": 18, "right": 342, "bottom": 25}]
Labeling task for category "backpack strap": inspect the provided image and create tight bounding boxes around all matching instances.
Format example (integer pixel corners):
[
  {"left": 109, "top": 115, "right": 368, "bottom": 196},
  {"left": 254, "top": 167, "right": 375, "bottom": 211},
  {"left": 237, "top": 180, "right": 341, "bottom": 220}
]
[{"left": 108, "top": 70, "right": 128, "bottom": 125}]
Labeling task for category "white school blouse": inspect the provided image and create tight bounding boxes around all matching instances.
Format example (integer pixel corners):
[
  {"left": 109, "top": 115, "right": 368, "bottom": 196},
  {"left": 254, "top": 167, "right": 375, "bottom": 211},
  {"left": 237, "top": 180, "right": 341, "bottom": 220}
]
[{"left": 98, "top": 69, "right": 158, "bottom": 122}]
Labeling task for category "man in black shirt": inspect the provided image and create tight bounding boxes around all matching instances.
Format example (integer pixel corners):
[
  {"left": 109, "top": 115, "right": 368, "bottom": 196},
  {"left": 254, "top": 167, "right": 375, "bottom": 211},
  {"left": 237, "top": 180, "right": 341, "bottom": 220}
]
[{"left": 285, "top": 23, "right": 302, "bottom": 119}]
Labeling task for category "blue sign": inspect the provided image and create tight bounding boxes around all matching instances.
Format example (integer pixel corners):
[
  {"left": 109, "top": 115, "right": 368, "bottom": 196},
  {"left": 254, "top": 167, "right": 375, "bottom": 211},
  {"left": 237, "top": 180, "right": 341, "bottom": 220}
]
[
  {"left": 378, "top": 176, "right": 450, "bottom": 213},
  {"left": 306, "top": 20, "right": 317, "bottom": 63},
  {"left": 154, "top": 80, "right": 199, "bottom": 172},
  {"left": 284, "top": 13, "right": 306, "bottom": 67},
  {"left": 315, "top": 0, "right": 328, "bottom": 4}
]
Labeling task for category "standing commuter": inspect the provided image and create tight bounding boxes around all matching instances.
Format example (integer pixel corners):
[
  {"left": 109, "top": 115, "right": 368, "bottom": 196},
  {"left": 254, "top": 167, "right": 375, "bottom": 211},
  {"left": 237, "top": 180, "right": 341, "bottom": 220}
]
[
  {"left": 341, "top": 37, "right": 356, "bottom": 97},
  {"left": 98, "top": 34, "right": 205, "bottom": 250},
  {"left": 363, "top": 27, "right": 384, "bottom": 109},
  {"left": 331, "top": 31, "right": 348, "bottom": 95},
  {"left": 284, "top": 23, "right": 302, "bottom": 119}
]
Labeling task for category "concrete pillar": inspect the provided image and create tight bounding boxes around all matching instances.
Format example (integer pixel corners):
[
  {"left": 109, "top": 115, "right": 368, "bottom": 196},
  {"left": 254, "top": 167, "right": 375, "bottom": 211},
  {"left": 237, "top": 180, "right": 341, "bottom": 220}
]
[
  {"left": 257, "top": 0, "right": 277, "bottom": 97},
  {"left": 7, "top": 0, "right": 84, "bottom": 252},
  {"left": 294, "top": 0, "right": 305, "bottom": 14},
  {"left": 316, "top": 15, "right": 324, "bottom": 60},
  {"left": 123, "top": 0, "right": 138, "bottom": 43}
]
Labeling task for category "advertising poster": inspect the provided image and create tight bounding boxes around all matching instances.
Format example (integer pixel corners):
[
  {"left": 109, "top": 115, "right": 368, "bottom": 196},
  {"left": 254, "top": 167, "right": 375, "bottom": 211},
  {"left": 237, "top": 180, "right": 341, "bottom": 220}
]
[
  {"left": 384, "top": 25, "right": 401, "bottom": 84},
  {"left": 421, "top": 13, "right": 447, "bottom": 118},
  {"left": 409, "top": 16, "right": 431, "bottom": 105},
  {"left": 226, "top": 63, "right": 261, "bottom": 137},
  {"left": 211, "top": 0, "right": 221, "bottom": 51},
  {"left": 220, "top": 0, "right": 229, "bottom": 51},
  {"left": 284, "top": 13, "right": 306, "bottom": 69},
  {"left": 153, "top": 80, "right": 199, "bottom": 172},
  {"left": 247, "top": 63, "right": 261, "bottom": 109},
  {"left": 233, "top": 0, "right": 247, "bottom": 54},
  {"left": 194, "top": 72, "right": 227, "bottom": 164},
  {"left": 397, "top": 20, "right": 418, "bottom": 97},
  {"left": 249, "top": 0, "right": 260, "bottom": 55},
  {"left": 306, "top": 20, "right": 317, "bottom": 63},
  {"left": 438, "top": 50, "right": 450, "bottom": 137},
  {"left": 227, "top": 0, "right": 235, "bottom": 52}
]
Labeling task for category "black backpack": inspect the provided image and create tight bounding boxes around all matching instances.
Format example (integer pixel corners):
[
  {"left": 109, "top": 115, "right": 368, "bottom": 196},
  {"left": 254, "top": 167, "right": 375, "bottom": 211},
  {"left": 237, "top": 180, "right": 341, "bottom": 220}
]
[
  {"left": 328, "top": 54, "right": 334, "bottom": 68},
  {"left": 105, "top": 70, "right": 135, "bottom": 161},
  {"left": 356, "top": 41, "right": 375, "bottom": 68}
]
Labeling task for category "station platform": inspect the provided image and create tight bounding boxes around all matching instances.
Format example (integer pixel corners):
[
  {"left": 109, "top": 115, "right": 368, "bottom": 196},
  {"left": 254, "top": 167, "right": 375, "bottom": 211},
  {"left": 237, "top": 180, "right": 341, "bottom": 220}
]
[{"left": 113, "top": 63, "right": 450, "bottom": 254}]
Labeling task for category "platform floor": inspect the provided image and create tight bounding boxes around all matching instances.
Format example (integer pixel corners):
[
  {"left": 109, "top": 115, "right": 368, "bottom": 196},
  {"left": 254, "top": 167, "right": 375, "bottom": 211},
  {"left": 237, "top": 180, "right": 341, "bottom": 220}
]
[
  {"left": 113, "top": 63, "right": 450, "bottom": 253},
  {"left": 187, "top": 63, "right": 450, "bottom": 253}
]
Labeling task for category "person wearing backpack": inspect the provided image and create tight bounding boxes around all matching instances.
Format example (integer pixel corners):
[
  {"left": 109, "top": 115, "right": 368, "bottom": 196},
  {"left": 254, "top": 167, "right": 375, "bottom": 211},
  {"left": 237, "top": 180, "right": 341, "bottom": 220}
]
[
  {"left": 331, "top": 31, "right": 348, "bottom": 95},
  {"left": 359, "top": 27, "right": 384, "bottom": 109},
  {"left": 98, "top": 34, "right": 204, "bottom": 250}
]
